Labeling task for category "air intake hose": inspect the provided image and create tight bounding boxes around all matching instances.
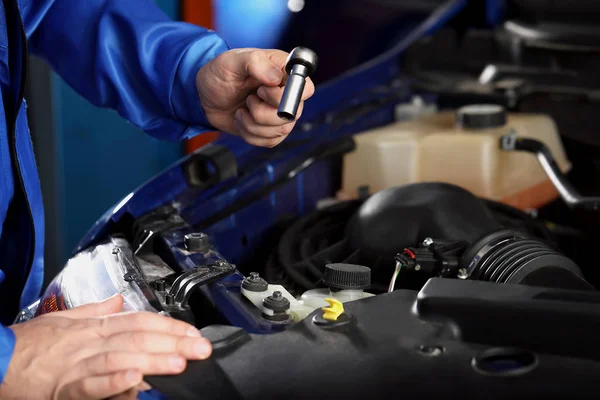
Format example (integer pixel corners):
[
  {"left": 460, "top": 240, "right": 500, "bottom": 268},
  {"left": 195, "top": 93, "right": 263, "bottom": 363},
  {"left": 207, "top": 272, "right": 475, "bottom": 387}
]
[{"left": 461, "top": 230, "right": 594, "bottom": 291}]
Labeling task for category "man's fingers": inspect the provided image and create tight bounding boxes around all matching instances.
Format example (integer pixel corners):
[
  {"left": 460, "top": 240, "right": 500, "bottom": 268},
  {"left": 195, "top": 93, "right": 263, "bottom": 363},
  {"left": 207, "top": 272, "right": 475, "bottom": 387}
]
[
  {"left": 235, "top": 108, "right": 295, "bottom": 139},
  {"left": 98, "top": 311, "right": 201, "bottom": 338},
  {"left": 257, "top": 78, "right": 315, "bottom": 108},
  {"left": 227, "top": 49, "right": 287, "bottom": 87},
  {"left": 236, "top": 119, "right": 288, "bottom": 148},
  {"left": 246, "top": 50, "right": 284, "bottom": 86},
  {"left": 246, "top": 94, "right": 289, "bottom": 126},
  {"left": 239, "top": 133, "right": 286, "bottom": 148},
  {"left": 137, "top": 381, "right": 153, "bottom": 392},
  {"left": 59, "top": 295, "right": 124, "bottom": 320},
  {"left": 107, "top": 381, "right": 151, "bottom": 399},
  {"left": 107, "top": 388, "right": 139, "bottom": 400},
  {"left": 105, "top": 331, "right": 212, "bottom": 360},
  {"left": 81, "top": 352, "right": 187, "bottom": 377},
  {"left": 265, "top": 49, "right": 289, "bottom": 71},
  {"left": 59, "top": 370, "right": 142, "bottom": 400},
  {"left": 234, "top": 106, "right": 296, "bottom": 148}
]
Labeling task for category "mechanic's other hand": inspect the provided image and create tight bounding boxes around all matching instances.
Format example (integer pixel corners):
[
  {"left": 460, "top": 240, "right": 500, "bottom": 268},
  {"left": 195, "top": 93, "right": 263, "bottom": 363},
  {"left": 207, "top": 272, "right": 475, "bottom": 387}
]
[
  {"left": 0, "top": 295, "right": 212, "bottom": 400},
  {"left": 197, "top": 48, "right": 315, "bottom": 148}
]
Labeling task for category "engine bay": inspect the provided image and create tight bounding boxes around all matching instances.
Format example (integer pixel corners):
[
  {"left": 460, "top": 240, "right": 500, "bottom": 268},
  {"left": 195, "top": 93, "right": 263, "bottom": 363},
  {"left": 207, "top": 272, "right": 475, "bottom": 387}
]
[
  {"left": 28, "top": 159, "right": 600, "bottom": 399},
  {"left": 29, "top": 177, "right": 600, "bottom": 399}
]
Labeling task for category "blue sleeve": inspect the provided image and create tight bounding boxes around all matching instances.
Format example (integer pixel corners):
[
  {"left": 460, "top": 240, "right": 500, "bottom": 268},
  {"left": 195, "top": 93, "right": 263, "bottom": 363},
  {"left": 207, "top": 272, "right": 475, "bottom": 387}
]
[
  {"left": 24, "top": 0, "right": 230, "bottom": 141},
  {"left": 0, "top": 325, "right": 15, "bottom": 385}
]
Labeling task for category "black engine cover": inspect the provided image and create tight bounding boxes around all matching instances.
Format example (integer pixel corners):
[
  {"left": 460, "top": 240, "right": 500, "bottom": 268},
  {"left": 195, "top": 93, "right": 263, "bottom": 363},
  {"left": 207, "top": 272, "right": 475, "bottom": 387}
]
[
  {"left": 348, "top": 183, "right": 502, "bottom": 261},
  {"left": 147, "top": 278, "right": 600, "bottom": 399}
]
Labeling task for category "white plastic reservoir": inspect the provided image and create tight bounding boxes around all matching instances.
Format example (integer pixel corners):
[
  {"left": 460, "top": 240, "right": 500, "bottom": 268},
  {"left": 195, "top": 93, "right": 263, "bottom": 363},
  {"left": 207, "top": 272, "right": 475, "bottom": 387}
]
[{"left": 341, "top": 104, "right": 571, "bottom": 210}]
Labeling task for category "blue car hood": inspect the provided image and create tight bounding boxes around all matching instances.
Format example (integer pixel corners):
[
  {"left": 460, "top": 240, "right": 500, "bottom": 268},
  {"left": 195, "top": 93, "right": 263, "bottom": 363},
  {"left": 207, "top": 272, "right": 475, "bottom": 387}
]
[{"left": 75, "top": 0, "right": 468, "bottom": 258}]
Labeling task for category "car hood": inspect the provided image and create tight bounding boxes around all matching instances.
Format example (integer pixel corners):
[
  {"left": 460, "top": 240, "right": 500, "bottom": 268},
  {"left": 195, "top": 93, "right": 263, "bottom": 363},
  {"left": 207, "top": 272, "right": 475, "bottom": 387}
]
[{"left": 75, "top": 0, "right": 468, "bottom": 254}]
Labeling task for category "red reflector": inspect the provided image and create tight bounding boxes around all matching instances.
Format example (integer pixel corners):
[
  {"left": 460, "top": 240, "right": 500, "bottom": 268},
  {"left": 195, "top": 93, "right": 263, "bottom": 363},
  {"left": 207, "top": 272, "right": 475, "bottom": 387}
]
[{"left": 36, "top": 293, "right": 66, "bottom": 316}]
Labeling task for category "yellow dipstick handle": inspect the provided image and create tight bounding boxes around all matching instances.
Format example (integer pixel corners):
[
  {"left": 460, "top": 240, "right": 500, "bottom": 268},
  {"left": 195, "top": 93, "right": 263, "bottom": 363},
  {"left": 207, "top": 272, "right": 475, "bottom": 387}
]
[{"left": 322, "top": 298, "right": 344, "bottom": 321}]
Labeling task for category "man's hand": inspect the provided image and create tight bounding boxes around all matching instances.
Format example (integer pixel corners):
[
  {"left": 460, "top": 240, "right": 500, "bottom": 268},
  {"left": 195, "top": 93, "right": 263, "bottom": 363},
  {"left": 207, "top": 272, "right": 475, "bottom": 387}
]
[
  {"left": 0, "top": 295, "right": 212, "bottom": 400},
  {"left": 196, "top": 48, "right": 315, "bottom": 148}
]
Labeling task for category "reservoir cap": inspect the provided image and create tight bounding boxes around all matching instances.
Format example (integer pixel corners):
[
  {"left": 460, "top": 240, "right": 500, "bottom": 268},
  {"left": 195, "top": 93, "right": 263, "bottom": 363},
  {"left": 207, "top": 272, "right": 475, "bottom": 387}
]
[
  {"left": 323, "top": 263, "right": 371, "bottom": 290},
  {"left": 456, "top": 104, "right": 507, "bottom": 129}
]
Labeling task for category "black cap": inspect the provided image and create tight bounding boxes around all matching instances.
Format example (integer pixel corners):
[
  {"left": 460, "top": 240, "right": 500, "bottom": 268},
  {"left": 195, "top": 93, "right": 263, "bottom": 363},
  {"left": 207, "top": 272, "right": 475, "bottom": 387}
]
[
  {"left": 456, "top": 104, "right": 507, "bottom": 130},
  {"left": 263, "top": 291, "right": 290, "bottom": 313},
  {"left": 242, "top": 272, "right": 268, "bottom": 292},
  {"left": 323, "top": 263, "right": 371, "bottom": 290},
  {"left": 184, "top": 232, "right": 210, "bottom": 253}
]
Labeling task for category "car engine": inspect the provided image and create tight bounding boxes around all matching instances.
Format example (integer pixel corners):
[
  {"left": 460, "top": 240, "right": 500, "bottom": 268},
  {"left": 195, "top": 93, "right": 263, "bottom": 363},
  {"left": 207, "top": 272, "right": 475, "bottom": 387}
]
[{"left": 22, "top": 172, "right": 600, "bottom": 399}]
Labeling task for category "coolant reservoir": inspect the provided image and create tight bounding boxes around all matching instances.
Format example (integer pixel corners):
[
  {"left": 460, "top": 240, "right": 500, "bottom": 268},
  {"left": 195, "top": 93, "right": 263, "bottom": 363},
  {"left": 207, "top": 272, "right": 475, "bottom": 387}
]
[
  {"left": 301, "top": 263, "right": 374, "bottom": 307},
  {"left": 300, "top": 288, "right": 374, "bottom": 310},
  {"left": 299, "top": 263, "right": 374, "bottom": 317},
  {"left": 341, "top": 105, "right": 571, "bottom": 210}
]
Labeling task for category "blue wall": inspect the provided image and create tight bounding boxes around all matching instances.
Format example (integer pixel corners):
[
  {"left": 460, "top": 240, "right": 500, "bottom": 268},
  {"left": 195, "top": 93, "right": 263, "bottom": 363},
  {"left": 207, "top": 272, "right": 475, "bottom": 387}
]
[
  {"left": 213, "top": 0, "right": 291, "bottom": 49},
  {"left": 50, "top": 0, "right": 183, "bottom": 261}
]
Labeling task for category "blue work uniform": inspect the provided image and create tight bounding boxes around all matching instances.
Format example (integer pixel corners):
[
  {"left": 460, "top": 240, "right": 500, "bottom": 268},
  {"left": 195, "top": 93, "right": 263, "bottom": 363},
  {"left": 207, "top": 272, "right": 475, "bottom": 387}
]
[{"left": 0, "top": 0, "right": 228, "bottom": 384}]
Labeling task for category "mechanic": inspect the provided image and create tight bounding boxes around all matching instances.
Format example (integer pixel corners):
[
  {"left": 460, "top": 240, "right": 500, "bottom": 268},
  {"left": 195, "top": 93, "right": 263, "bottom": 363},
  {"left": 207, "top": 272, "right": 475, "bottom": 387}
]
[{"left": 0, "top": 0, "right": 315, "bottom": 399}]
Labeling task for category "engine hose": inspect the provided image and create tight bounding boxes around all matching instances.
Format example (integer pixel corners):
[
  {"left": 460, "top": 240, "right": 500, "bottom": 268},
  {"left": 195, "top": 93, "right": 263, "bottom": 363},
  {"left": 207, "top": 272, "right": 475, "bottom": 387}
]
[
  {"left": 462, "top": 229, "right": 595, "bottom": 291},
  {"left": 500, "top": 135, "right": 600, "bottom": 210}
]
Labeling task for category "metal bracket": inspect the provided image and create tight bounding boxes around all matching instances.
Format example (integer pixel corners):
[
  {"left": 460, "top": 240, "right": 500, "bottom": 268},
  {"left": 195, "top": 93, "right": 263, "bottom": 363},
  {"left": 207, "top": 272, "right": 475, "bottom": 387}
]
[
  {"left": 500, "top": 131, "right": 517, "bottom": 151},
  {"left": 111, "top": 240, "right": 165, "bottom": 312},
  {"left": 132, "top": 208, "right": 186, "bottom": 256},
  {"left": 167, "top": 261, "right": 236, "bottom": 306}
]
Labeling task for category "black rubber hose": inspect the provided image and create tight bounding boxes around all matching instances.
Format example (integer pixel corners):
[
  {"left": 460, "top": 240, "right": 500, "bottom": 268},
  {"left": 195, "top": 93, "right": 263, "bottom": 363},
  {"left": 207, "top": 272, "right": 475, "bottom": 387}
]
[
  {"left": 276, "top": 200, "right": 362, "bottom": 291},
  {"left": 501, "top": 135, "right": 600, "bottom": 210},
  {"left": 462, "top": 229, "right": 594, "bottom": 291}
]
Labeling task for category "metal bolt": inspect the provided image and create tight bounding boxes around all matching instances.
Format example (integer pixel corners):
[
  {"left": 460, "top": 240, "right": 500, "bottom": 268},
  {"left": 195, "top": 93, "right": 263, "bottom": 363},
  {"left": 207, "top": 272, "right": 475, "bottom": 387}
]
[
  {"left": 165, "top": 294, "right": 175, "bottom": 306},
  {"left": 184, "top": 232, "right": 209, "bottom": 253},
  {"left": 458, "top": 268, "right": 469, "bottom": 279},
  {"left": 242, "top": 272, "right": 268, "bottom": 292},
  {"left": 262, "top": 290, "right": 291, "bottom": 321},
  {"left": 154, "top": 279, "right": 166, "bottom": 292},
  {"left": 422, "top": 237, "right": 434, "bottom": 247},
  {"left": 501, "top": 132, "right": 517, "bottom": 151},
  {"left": 415, "top": 264, "right": 422, "bottom": 271},
  {"left": 214, "top": 260, "right": 231, "bottom": 270}
]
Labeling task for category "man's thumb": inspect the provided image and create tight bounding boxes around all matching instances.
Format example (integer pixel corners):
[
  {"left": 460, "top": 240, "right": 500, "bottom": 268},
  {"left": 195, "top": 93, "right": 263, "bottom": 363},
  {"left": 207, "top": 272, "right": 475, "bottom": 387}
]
[
  {"left": 62, "top": 294, "right": 124, "bottom": 319},
  {"left": 234, "top": 49, "right": 285, "bottom": 86}
]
